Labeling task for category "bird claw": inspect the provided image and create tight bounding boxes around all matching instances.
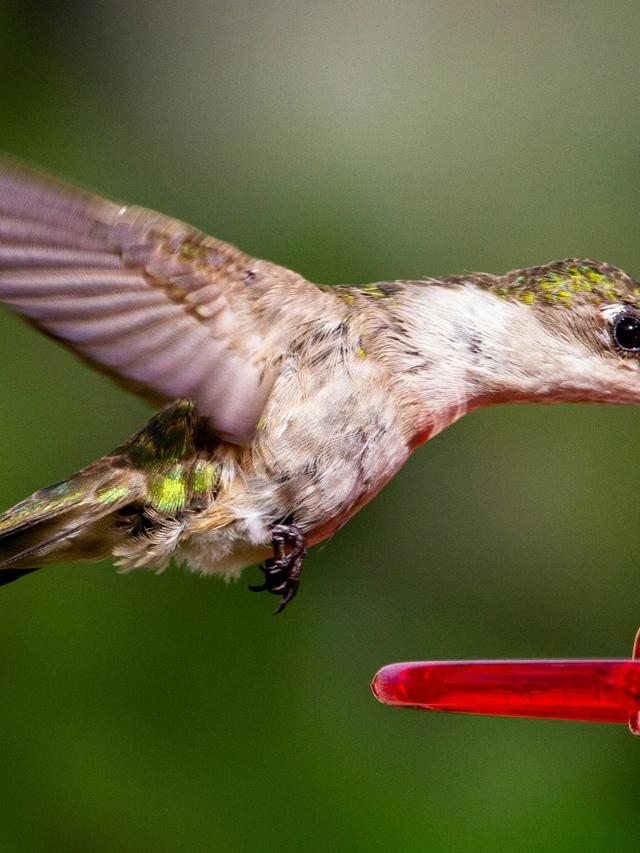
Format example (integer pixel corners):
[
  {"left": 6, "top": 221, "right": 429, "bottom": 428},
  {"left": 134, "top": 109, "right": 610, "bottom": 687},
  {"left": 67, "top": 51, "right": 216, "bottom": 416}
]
[{"left": 249, "top": 523, "right": 306, "bottom": 614}]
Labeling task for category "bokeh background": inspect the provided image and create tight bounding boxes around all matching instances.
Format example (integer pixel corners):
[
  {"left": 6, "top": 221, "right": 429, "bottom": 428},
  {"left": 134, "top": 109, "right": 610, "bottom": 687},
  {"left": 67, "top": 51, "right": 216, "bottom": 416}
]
[{"left": 0, "top": 1, "right": 639, "bottom": 850}]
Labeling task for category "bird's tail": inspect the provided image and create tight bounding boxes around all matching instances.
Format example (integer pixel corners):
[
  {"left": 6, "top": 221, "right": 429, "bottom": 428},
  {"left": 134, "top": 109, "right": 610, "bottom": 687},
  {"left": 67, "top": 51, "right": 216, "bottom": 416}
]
[
  {"left": 0, "top": 400, "right": 221, "bottom": 584},
  {"left": 0, "top": 460, "right": 146, "bottom": 582}
]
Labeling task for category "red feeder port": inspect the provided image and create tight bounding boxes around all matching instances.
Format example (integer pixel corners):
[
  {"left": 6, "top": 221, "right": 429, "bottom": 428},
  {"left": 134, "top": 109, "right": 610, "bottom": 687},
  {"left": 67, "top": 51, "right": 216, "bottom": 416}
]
[{"left": 371, "top": 629, "right": 640, "bottom": 734}]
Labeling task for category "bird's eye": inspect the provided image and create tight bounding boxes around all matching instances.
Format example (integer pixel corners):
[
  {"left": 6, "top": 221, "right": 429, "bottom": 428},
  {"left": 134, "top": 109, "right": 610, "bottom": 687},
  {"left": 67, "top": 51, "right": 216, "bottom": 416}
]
[{"left": 613, "top": 313, "right": 640, "bottom": 352}]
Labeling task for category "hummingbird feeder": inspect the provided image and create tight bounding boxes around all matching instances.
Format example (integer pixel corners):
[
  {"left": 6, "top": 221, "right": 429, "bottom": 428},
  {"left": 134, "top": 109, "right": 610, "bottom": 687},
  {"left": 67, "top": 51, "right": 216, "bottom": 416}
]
[{"left": 371, "top": 628, "right": 640, "bottom": 734}]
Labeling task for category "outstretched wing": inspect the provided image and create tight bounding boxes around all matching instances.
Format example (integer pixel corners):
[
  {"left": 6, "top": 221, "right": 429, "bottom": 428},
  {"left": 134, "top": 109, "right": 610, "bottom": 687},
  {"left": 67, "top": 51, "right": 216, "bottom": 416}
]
[{"left": 0, "top": 156, "right": 321, "bottom": 444}]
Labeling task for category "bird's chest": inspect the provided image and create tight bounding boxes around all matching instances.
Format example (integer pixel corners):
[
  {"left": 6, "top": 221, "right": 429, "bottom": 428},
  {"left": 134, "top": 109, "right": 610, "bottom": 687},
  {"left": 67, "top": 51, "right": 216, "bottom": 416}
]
[{"left": 248, "top": 355, "right": 410, "bottom": 541}]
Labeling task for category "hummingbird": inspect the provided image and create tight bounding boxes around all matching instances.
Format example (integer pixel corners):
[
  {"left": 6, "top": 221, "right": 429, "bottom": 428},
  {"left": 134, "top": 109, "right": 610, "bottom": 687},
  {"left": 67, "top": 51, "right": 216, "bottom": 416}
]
[{"left": 0, "top": 155, "right": 640, "bottom": 612}]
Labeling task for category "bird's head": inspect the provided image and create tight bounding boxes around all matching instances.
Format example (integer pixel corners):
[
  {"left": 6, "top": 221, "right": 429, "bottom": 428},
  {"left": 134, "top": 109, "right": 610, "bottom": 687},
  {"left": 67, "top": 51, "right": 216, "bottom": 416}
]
[
  {"left": 382, "top": 259, "right": 640, "bottom": 440},
  {"left": 471, "top": 258, "right": 640, "bottom": 407}
]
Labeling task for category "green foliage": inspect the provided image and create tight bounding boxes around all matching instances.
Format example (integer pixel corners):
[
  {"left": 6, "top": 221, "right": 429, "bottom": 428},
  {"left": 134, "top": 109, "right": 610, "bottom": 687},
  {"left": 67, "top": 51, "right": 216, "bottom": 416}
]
[{"left": 1, "top": 2, "right": 640, "bottom": 851}]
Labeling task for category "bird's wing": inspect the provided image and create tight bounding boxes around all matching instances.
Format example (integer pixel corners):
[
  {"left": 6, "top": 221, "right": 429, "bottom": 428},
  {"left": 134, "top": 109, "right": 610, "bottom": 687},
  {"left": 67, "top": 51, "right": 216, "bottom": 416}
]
[{"left": 0, "top": 156, "right": 325, "bottom": 444}]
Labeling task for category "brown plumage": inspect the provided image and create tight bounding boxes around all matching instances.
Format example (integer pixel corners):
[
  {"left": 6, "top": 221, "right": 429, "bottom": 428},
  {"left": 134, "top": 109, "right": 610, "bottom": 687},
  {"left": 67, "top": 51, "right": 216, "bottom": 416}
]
[
  {"left": 0, "top": 155, "right": 326, "bottom": 443},
  {"left": 1, "top": 155, "right": 640, "bottom": 610}
]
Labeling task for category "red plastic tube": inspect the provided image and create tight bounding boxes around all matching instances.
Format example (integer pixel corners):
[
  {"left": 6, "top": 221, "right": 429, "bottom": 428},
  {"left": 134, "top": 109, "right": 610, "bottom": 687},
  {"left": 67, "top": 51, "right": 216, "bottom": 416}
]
[{"left": 371, "top": 630, "right": 640, "bottom": 733}]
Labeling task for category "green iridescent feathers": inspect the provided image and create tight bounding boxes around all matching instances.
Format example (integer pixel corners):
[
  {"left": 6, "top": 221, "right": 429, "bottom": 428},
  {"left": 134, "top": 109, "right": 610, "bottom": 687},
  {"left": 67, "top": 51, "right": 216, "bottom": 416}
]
[
  {"left": 494, "top": 259, "right": 640, "bottom": 307},
  {"left": 0, "top": 401, "right": 221, "bottom": 571},
  {"left": 328, "top": 259, "right": 640, "bottom": 312},
  {"left": 116, "top": 400, "right": 221, "bottom": 514},
  {"left": 444, "top": 259, "right": 640, "bottom": 309}
]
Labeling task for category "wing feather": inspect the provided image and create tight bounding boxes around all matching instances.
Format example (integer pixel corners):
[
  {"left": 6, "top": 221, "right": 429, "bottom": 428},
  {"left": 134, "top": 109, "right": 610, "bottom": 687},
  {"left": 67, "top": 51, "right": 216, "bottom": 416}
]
[
  {"left": 3, "top": 291, "right": 169, "bottom": 322},
  {"left": 0, "top": 245, "right": 122, "bottom": 268},
  {"left": 0, "top": 214, "right": 108, "bottom": 249},
  {"left": 0, "top": 156, "right": 328, "bottom": 443},
  {"left": 0, "top": 269, "right": 149, "bottom": 297}
]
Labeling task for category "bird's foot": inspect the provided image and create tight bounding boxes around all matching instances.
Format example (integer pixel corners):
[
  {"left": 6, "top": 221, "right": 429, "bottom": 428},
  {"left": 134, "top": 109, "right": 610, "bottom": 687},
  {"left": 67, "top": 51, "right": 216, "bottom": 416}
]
[{"left": 249, "top": 523, "right": 307, "bottom": 614}]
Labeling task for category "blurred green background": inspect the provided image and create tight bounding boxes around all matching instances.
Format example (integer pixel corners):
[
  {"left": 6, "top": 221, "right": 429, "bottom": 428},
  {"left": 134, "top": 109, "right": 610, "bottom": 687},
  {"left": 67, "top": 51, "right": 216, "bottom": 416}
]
[{"left": 0, "top": 1, "right": 639, "bottom": 850}]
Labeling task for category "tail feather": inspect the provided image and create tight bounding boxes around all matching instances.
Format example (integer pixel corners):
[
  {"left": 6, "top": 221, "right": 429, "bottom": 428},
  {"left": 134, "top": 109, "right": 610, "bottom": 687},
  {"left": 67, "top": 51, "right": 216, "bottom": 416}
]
[
  {"left": 0, "top": 465, "right": 145, "bottom": 570},
  {"left": 0, "top": 399, "right": 221, "bottom": 578}
]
